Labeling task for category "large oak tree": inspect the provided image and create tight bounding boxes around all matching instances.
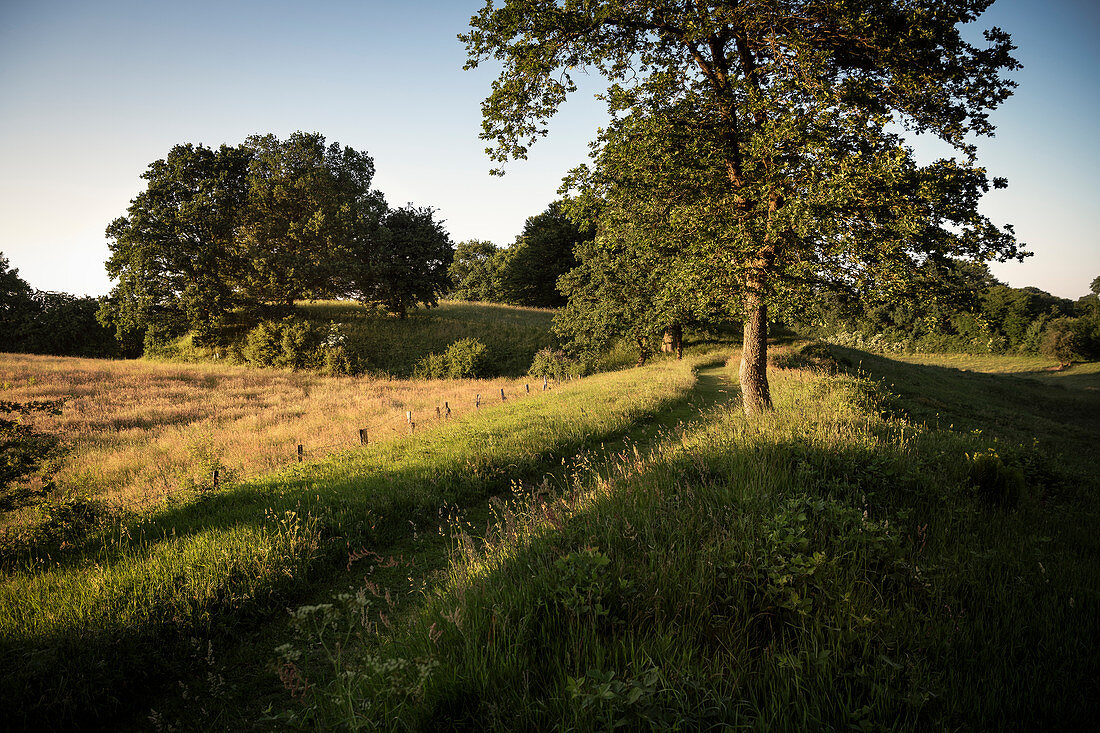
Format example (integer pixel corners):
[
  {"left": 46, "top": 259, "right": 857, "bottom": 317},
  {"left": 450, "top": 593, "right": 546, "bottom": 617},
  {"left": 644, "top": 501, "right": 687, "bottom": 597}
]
[{"left": 463, "top": 0, "right": 1025, "bottom": 413}]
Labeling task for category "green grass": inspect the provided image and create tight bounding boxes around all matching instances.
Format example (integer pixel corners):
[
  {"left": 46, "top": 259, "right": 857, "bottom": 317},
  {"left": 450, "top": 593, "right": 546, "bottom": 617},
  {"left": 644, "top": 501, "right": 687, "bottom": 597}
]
[
  {"left": 884, "top": 351, "right": 1100, "bottom": 391},
  {"left": 298, "top": 299, "right": 556, "bottom": 377},
  {"left": 270, "top": 346, "right": 1099, "bottom": 730},
  {"left": 0, "top": 355, "right": 701, "bottom": 730}
]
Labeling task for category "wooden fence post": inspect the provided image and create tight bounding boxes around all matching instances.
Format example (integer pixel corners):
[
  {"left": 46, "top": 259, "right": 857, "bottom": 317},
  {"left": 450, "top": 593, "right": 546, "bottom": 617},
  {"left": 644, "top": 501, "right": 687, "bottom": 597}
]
[
  {"left": 476, "top": 394, "right": 481, "bottom": 409},
  {"left": 212, "top": 469, "right": 219, "bottom": 490},
  {"left": 359, "top": 428, "right": 368, "bottom": 445},
  {"left": 406, "top": 410, "right": 413, "bottom": 424},
  {"left": 543, "top": 376, "right": 548, "bottom": 391},
  {"left": 500, "top": 387, "right": 506, "bottom": 402},
  {"left": 436, "top": 406, "right": 441, "bottom": 419},
  {"left": 526, "top": 383, "right": 530, "bottom": 393},
  {"left": 297, "top": 444, "right": 303, "bottom": 462}
]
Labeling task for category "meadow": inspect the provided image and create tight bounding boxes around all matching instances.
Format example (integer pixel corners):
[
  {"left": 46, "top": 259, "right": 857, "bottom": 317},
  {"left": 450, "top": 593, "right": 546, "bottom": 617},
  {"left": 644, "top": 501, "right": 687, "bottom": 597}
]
[
  {"left": 1, "top": 336, "right": 1097, "bottom": 730},
  {"left": 162, "top": 299, "right": 560, "bottom": 378},
  {"left": 0, "top": 352, "right": 703, "bottom": 730},
  {"left": 266, "top": 345, "right": 1099, "bottom": 730},
  {"left": 0, "top": 352, "right": 552, "bottom": 513}
]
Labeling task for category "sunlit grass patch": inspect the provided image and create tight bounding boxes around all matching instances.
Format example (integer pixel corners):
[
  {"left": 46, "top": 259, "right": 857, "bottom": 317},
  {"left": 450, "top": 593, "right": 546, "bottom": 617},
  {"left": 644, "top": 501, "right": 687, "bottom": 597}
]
[{"left": 0, "top": 353, "right": 703, "bottom": 729}]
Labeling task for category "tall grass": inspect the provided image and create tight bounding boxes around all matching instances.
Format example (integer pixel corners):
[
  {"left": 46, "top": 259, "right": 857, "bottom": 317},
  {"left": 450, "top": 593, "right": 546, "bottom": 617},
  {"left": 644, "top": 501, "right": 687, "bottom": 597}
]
[
  {"left": 0, "top": 352, "right": 551, "bottom": 512},
  {"left": 275, "top": 349, "right": 1098, "bottom": 730},
  {"left": 0, "top": 354, "right": 702, "bottom": 730}
]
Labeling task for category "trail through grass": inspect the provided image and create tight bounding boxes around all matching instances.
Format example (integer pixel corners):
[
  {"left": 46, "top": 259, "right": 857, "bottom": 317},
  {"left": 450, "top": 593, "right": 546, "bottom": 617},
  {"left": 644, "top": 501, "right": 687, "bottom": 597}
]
[
  {"left": 267, "top": 345, "right": 1098, "bottom": 730},
  {"left": 0, "top": 355, "right": 705, "bottom": 730}
]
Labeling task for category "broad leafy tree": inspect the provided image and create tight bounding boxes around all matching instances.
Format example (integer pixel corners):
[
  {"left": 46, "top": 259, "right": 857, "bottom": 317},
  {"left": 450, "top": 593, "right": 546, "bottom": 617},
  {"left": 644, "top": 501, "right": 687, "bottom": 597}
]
[
  {"left": 450, "top": 239, "right": 505, "bottom": 301},
  {"left": 239, "top": 132, "right": 382, "bottom": 306},
  {"left": 1, "top": 253, "right": 36, "bottom": 344},
  {"left": 102, "top": 142, "right": 251, "bottom": 345},
  {"left": 500, "top": 201, "right": 590, "bottom": 308},
  {"left": 352, "top": 205, "right": 453, "bottom": 318},
  {"left": 463, "top": 0, "right": 1024, "bottom": 413}
]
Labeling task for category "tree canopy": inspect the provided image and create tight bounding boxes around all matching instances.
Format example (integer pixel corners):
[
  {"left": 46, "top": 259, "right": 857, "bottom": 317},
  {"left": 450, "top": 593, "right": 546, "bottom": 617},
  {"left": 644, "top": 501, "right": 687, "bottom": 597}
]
[
  {"left": 464, "top": 0, "right": 1025, "bottom": 413},
  {"left": 102, "top": 132, "right": 451, "bottom": 347}
]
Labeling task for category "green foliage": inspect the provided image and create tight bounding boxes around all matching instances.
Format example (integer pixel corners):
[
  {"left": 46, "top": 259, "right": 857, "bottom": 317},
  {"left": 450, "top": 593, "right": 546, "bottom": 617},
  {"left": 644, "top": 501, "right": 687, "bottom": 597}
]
[
  {"left": 1040, "top": 317, "right": 1084, "bottom": 367},
  {"left": 352, "top": 205, "right": 453, "bottom": 318},
  {"left": 101, "top": 133, "right": 455, "bottom": 352},
  {"left": 526, "top": 347, "right": 582, "bottom": 380},
  {"left": 414, "top": 338, "right": 489, "bottom": 379},
  {"left": 1, "top": 253, "right": 120, "bottom": 357},
  {"left": 464, "top": 0, "right": 1024, "bottom": 412},
  {"left": 498, "top": 201, "right": 590, "bottom": 308},
  {"left": 449, "top": 239, "right": 505, "bottom": 301},
  {"left": 240, "top": 317, "right": 326, "bottom": 370}
]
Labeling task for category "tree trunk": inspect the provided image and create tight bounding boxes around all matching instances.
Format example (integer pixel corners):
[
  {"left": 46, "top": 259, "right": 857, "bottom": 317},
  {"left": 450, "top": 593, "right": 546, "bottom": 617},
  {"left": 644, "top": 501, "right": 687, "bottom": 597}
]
[
  {"left": 661, "top": 323, "right": 683, "bottom": 358},
  {"left": 739, "top": 294, "right": 772, "bottom": 414}
]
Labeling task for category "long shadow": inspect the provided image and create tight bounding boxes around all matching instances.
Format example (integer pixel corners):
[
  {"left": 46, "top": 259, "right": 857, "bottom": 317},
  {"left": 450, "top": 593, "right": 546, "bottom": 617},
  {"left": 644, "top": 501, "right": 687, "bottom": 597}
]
[
  {"left": 2, "top": 358, "right": 735, "bottom": 731},
  {"left": 833, "top": 346, "right": 1100, "bottom": 476}
]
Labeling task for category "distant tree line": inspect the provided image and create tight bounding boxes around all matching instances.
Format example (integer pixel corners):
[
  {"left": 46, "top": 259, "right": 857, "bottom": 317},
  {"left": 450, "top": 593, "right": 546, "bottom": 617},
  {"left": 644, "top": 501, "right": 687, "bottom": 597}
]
[
  {"left": 99, "top": 132, "right": 453, "bottom": 353},
  {"left": 789, "top": 262, "right": 1100, "bottom": 365},
  {"left": 448, "top": 201, "right": 589, "bottom": 309},
  {"left": 0, "top": 254, "right": 119, "bottom": 357}
]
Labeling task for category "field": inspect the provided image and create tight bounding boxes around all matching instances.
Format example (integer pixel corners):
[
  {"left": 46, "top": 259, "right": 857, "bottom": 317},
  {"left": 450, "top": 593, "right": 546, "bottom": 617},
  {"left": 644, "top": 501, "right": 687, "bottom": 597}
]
[
  {"left": 1, "top": 336, "right": 1097, "bottom": 730},
  {"left": 0, "top": 353, "right": 551, "bottom": 512}
]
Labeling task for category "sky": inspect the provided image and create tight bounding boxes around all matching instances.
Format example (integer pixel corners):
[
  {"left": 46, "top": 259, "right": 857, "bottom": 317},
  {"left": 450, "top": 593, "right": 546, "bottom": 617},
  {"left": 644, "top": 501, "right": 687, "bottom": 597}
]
[{"left": 1, "top": 0, "right": 1097, "bottom": 300}]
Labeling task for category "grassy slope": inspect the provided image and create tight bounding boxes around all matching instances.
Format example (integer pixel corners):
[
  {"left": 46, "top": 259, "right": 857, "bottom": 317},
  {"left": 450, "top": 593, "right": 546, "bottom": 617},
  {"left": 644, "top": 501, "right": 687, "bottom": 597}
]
[
  {"left": 273, "top": 347, "right": 1099, "bottom": 730},
  {"left": 299, "top": 300, "right": 556, "bottom": 377},
  {"left": 0, "top": 355, "right": 701, "bottom": 730}
]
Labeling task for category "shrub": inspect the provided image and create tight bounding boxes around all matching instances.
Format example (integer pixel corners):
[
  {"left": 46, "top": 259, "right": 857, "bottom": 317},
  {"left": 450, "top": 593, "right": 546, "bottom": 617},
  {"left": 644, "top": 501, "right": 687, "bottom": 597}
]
[
  {"left": 414, "top": 338, "right": 490, "bottom": 379},
  {"left": 527, "top": 348, "right": 583, "bottom": 380},
  {"left": 242, "top": 317, "right": 324, "bottom": 370},
  {"left": 1040, "top": 317, "right": 1083, "bottom": 368}
]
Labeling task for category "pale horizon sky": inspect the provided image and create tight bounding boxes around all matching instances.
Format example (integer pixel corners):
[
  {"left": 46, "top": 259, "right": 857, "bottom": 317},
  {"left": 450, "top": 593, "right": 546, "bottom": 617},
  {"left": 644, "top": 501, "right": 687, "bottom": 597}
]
[{"left": 1, "top": 0, "right": 1097, "bottom": 301}]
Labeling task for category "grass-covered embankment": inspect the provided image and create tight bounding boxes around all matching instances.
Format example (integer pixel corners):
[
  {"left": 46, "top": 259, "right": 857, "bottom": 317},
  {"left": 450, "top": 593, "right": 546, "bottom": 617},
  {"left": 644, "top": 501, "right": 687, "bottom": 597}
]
[
  {"left": 0, "top": 356, "right": 702, "bottom": 730},
  {"left": 275, "top": 345, "right": 1099, "bottom": 729}
]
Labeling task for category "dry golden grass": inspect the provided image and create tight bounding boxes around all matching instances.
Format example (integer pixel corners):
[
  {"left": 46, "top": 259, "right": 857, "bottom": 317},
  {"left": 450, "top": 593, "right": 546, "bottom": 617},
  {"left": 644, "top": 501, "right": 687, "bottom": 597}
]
[{"left": 0, "top": 352, "right": 546, "bottom": 510}]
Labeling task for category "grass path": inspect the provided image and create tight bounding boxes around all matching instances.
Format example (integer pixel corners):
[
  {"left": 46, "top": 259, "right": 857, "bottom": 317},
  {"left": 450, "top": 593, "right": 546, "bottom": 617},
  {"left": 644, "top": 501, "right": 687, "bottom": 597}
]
[{"left": 141, "top": 356, "right": 742, "bottom": 729}]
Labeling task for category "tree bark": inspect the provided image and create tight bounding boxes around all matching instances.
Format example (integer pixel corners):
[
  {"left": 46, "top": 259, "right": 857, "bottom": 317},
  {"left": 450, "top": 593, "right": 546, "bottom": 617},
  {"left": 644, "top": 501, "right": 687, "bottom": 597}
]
[
  {"left": 739, "top": 293, "right": 772, "bottom": 414},
  {"left": 661, "top": 323, "right": 683, "bottom": 359}
]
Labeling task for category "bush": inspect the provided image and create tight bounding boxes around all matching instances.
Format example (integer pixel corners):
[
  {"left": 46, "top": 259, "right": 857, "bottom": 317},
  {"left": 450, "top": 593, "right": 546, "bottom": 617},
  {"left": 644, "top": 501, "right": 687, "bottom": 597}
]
[
  {"left": 527, "top": 348, "right": 583, "bottom": 380},
  {"left": 967, "top": 452, "right": 1025, "bottom": 509},
  {"left": 242, "top": 317, "right": 325, "bottom": 370},
  {"left": 1040, "top": 318, "right": 1083, "bottom": 368},
  {"left": 414, "top": 338, "right": 489, "bottom": 379}
]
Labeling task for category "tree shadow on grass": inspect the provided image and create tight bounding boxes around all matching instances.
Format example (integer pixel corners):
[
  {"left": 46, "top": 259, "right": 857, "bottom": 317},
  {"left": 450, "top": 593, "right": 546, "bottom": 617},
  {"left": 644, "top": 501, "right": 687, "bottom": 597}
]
[{"left": 2, "top": 358, "right": 732, "bottom": 731}]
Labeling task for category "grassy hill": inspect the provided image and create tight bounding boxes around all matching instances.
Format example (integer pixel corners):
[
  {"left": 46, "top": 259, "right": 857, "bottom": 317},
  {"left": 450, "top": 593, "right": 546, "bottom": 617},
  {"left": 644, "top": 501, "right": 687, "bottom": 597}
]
[
  {"left": 2, "top": 343, "right": 1097, "bottom": 730},
  {"left": 159, "top": 300, "right": 560, "bottom": 379}
]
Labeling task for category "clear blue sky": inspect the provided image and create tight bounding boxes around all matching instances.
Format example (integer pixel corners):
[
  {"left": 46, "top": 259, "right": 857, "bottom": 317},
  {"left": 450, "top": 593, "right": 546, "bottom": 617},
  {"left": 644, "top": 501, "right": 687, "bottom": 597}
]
[{"left": 1, "top": 0, "right": 1097, "bottom": 300}]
